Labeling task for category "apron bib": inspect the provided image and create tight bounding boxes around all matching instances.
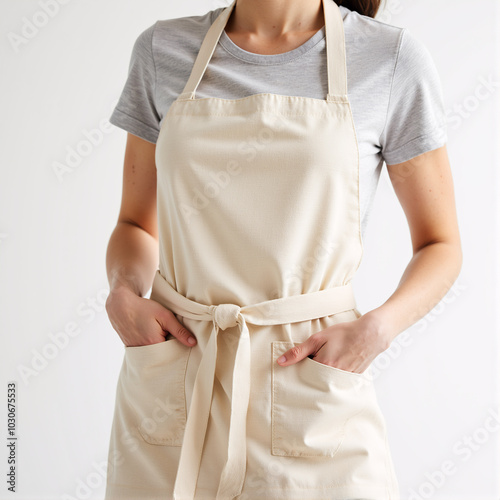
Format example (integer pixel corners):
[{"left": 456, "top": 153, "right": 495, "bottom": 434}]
[{"left": 105, "top": 0, "right": 400, "bottom": 498}]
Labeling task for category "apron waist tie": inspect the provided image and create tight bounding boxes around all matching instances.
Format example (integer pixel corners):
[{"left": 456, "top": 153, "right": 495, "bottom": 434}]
[{"left": 149, "top": 270, "right": 358, "bottom": 500}]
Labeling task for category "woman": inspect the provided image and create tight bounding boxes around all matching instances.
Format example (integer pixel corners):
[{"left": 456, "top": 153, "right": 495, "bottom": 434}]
[{"left": 103, "top": 0, "right": 462, "bottom": 498}]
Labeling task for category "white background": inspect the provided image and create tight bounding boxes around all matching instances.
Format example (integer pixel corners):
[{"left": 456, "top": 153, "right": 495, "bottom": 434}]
[{"left": 1, "top": 0, "right": 498, "bottom": 499}]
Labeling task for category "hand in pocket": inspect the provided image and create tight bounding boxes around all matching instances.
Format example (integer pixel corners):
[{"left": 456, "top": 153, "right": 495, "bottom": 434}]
[
  {"left": 105, "top": 286, "right": 197, "bottom": 348},
  {"left": 276, "top": 312, "right": 391, "bottom": 374}
]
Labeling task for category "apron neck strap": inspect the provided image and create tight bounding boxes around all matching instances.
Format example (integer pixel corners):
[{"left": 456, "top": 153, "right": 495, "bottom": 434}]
[{"left": 179, "top": 0, "right": 348, "bottom": 101}]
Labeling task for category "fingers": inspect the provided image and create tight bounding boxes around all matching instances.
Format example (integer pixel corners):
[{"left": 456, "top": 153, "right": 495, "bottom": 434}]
[
  {"left": 159, "top": 308, "right": 197, "bottom": 347},
  {"left": 277, "top": 336, "right": 320, "bottom": 366}
]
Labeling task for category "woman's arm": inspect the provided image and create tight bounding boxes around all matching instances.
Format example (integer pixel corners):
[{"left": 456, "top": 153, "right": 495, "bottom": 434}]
[
  {"left": 276, "top": 144, "right": 462, "bottom": 372},
  {"left": 106, "top": 132, "right": 159, "bottom": 298},
  {"left": 367, "top": 144, "right": 462, "bottom": 343},
  {"left": 105, "top": 132, "right": 197, "bottom": 347}
]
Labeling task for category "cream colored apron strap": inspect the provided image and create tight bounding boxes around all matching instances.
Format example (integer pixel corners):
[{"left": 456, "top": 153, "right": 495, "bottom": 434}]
[
  {"left": 173, "top": 322, "right": 225, "bottom": 500},
  {"left": 241, "top": 281, "right": 356, "bottom": 325},
  {"left": 150, "top": 270, "right": 358, "bottom": 499},
  {"left": 173, "top": 306, "right": 251, "bottom": 500},
  {"left": 215, "top": 315, "right": 251, "bottom": 500},
  {"left": 322, "top": 0, "right": 348, "bottom": 97},
  {"left": 178, "top": 0, "right": 347, "bottom": 101},
  {"left": 178, "top": 0, "right": 237, "bottom": 100}
]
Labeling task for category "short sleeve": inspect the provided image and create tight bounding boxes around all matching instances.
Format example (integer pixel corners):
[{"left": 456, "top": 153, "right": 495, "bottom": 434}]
[
  {"left": 109, "top": 23, "right": 160, "bottom": 144},
  {"left": 379, "top": 28, "right": 448, "bottom": 165}
]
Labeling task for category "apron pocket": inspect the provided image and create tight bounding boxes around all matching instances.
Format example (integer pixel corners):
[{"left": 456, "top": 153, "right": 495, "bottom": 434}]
[
  {"left": 122, "top": 337, "right": 191, "bottom": 446},
  {"left": 271, "top": 340, "right": 374, "bottom": 458}
]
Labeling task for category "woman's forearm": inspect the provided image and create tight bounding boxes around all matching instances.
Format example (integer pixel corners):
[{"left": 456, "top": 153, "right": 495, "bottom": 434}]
[
  {"left": 105, "top": 221, "right": 159, "bottom": 298},
  {"left": 365, "top": 240, "right": 463, "bottom": 344}
]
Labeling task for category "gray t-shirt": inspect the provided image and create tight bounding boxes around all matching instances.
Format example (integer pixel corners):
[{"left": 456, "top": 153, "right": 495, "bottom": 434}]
[{"left": 109, "top": 4, "right": 448, "bottom": 239}]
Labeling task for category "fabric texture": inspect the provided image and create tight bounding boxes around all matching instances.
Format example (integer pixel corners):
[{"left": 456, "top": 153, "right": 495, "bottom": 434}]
[{"left": 109, "top": 4, "right": 448, "bottom": 238}]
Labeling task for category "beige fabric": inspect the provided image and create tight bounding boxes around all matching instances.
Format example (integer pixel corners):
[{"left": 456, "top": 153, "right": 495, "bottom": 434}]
[{"left": 104, "top": 0, "right": 400, "bottom": 498}]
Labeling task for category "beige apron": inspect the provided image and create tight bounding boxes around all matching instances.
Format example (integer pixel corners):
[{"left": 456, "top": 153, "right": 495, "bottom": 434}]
[{"left": 104, "top": 0, "right": 400, "bottom": 498}]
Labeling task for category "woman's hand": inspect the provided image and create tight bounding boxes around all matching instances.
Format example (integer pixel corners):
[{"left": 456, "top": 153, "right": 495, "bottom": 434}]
[
  {"left": 276, "top": 312, "right": 390, "bottom": 374},
  {"left": 105, "top": 285, "right": 197, "bottom": 348}
]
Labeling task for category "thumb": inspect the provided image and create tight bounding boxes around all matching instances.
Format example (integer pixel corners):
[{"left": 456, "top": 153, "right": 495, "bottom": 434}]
[
  {"left": 277, "top": 339, "right": 315, "bottom": 366},
  {"left": 154, "top": 303, "right": 197, "bottom": 347}
]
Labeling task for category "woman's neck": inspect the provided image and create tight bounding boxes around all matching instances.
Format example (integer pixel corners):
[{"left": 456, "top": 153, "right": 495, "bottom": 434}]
[{"left": 224, "top": 0, "right": 324, "bottom": 55}]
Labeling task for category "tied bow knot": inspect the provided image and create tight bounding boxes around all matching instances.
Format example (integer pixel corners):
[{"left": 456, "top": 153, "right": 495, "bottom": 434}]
[{"left": 212, "top": 303, "right": 242, "bottom": 331}]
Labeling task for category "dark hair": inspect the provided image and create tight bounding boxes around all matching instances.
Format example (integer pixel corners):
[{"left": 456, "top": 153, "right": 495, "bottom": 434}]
[{"left": 335, "top": 0, "right": 382, "bottom": 18}]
